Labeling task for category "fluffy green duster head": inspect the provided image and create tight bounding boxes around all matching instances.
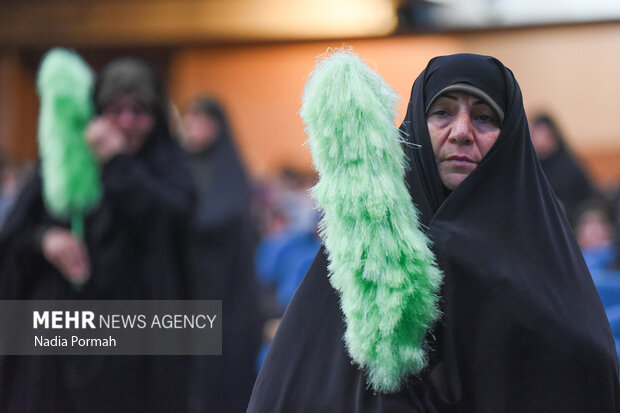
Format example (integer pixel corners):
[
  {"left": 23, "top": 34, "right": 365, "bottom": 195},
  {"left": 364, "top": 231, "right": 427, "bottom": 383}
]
[
  {"left": 301, "top": 47, "right": 443, "bottom": 393},
  {"left": 37, "top": 48, "right": 101, "bottom": 231}
]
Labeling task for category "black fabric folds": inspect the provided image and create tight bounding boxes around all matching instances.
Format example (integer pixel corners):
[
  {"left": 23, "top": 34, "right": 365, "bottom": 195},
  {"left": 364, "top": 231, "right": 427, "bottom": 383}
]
[{"left": 247, "top": 53, "right": 620, "bottom": 412}]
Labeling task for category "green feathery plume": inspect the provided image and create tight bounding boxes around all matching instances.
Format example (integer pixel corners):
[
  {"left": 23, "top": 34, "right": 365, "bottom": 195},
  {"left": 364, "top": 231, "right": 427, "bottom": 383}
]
[
  {"left": 37, "top": 48, "right": 101, "bottom": 238},
  {"left": 301, "top": 47, "right": 443, "bottom": 393}
]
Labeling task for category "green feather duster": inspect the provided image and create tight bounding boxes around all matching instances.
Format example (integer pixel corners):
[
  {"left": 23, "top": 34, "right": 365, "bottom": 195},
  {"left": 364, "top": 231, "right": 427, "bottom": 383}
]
[
  {"left": 301, "top": 47, "right": 443, "bottom": 393},
  {"left": 37, "top": 48, "right": 101, "bottom": 238}
]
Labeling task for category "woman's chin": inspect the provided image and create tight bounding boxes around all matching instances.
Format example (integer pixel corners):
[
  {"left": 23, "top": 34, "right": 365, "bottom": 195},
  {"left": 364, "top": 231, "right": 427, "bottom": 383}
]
[{"left": 440, "top": 172, "right": 471, "bottom": 191}]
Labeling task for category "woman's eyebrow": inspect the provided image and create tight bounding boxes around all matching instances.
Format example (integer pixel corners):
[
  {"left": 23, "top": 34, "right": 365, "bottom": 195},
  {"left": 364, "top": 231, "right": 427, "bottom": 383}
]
[{"left": 440, "top": 93, "right": 458, "bottom": 101}]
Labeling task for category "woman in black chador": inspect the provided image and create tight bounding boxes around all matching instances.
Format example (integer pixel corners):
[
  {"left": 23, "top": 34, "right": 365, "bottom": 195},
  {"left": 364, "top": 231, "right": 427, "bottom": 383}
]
[
  {"left": 181, "top": 97, "right": 262, "bottom": 413},
  {"left": 529, "top": 112, "right": 599, "bottom": 225},
  {"left": 248, "top": 54, "right": 620, "bottom": 412},
  {"left": 0, "top": 57, "right": 193, "bottom": 412}
]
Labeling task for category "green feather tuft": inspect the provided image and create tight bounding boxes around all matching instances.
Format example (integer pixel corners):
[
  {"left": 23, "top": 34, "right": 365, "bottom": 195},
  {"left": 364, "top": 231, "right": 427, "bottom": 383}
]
[
  {"left": 37, "top": 48, "right": 101, "bottom": 232},
  {"left": 301, "top": 47, "right": 442, "bottom": 392}
]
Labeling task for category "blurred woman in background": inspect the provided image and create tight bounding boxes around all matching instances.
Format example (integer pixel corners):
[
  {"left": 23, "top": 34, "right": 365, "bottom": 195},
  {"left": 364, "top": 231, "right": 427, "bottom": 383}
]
[
  {"left": 0, "top": 57, "right": 193, "bottom": 412},
  {"left": 530, "top": 112, "right": 599, "bottom": 225},
  {"left": 181, "top": 97, "right": 261, "bottom": 413}
]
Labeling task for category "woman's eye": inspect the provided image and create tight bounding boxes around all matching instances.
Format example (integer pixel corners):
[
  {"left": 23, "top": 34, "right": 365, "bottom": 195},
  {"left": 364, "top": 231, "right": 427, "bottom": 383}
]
[
  {"left": 476, "top": 114, "right": 497, "bottom": 124},
  {"left": 432, "top": 109, "right": 449, "bottom": 117}
]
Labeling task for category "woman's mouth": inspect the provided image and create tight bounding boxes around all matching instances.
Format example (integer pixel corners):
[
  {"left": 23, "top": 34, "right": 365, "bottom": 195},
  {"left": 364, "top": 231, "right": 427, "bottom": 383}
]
[{"left": 446, "top": 155, "right": 477, "bottom": 165}]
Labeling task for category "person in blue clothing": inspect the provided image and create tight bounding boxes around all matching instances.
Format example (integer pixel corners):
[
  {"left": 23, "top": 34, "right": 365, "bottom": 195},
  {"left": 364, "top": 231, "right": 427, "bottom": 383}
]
[{"left": 253, "top": 168, "right": 321, "bottom": 370}]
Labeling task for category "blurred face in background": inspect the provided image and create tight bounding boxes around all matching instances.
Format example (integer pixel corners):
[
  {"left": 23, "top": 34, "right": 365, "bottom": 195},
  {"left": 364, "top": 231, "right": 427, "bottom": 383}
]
[
  {"left": 426, "top": 91, "right": 501, "bottom": 190},
  {"left": 103, "top": 93, "right": 155, "bottom": 153},
  {"left": 575, "top": 209, "right": 614, "bottom": 250},
  {"left": 530, "top": 121, "right": 559, "bottom": 160},
  {"left": 181, "top": 111, "right": 220, "bottom": 153}
]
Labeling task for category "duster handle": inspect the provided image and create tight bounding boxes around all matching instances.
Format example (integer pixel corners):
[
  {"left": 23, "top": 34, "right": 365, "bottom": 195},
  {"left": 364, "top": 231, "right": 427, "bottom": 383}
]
[
  {"left": 71, "top": 213, "right": 84, "bottom": 239},
  {"left": 70, "top": 213, "right": 86, "bottom": 291}
]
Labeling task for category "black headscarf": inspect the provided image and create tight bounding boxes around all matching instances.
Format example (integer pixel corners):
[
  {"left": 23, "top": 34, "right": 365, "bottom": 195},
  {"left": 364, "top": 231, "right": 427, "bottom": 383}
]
[
  {"left": 93, "top": 57, "right": 177, "bottom": 157},
  {"left": 248, "top": 53, "right": 620, "bottom": 412}
]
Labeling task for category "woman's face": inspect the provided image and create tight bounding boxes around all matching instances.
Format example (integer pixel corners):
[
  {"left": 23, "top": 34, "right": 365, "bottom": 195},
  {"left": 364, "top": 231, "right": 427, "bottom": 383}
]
[
  {"left": 529, "top": 121, "right": 559, "bottom": 160},
  {"left": 426, "top": 91, "right": 501, "bottom": 190},
  {"left": 103, "top": 93, "right": 155, "bottom": 153},
  {"left": 181, "top": 111, "right": 220, "bottom": 153},
  {"left": 575, "top": 209, "right": 613, "bottom": 250}
]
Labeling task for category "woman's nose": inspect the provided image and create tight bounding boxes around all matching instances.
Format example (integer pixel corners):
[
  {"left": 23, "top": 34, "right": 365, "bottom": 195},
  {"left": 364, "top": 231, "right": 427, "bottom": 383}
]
[
  {"left": 116, "top": 109, "right": 137, "bottom": 130},
  {"left": 448, "top": 111, "right": 474, "bottom": 145}
]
